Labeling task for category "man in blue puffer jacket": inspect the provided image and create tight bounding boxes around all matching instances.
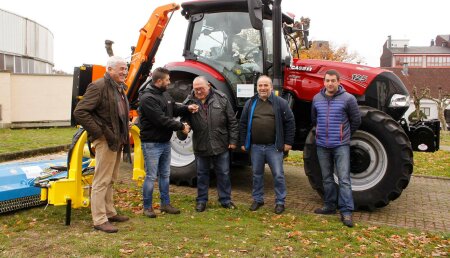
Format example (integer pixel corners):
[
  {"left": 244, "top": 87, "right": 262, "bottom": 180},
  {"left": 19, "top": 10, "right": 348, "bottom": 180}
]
[{"left": 311, "top": 69, "right": 361, "bottom": 227}]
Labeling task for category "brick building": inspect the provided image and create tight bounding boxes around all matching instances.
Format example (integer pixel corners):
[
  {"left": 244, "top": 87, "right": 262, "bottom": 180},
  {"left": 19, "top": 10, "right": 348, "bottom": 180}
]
[{"left": 379, "top": 35, "right": 450, "bottom": 128}]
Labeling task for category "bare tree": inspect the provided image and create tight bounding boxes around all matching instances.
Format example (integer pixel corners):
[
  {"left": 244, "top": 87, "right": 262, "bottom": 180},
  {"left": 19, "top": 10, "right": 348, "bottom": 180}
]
[
  {"left": 411, "top": 86, "right": 430, "bottom": 122},
  {"left": 427, "top": 87, "right": 450, "bottom": 131}
]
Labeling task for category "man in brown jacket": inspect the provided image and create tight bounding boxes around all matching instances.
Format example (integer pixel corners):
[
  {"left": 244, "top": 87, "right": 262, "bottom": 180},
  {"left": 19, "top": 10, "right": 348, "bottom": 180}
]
[{"left": 73, "top": 56, "right": 130, "bottom": 233}]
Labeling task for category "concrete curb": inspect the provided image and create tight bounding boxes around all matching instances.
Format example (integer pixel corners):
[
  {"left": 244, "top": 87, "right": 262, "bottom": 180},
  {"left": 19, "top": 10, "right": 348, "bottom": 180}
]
[
  {"left": 412, "top": 174, "right": 450, "bottom": 180},
  {"left": 0, "top": 144, "right": 70, "bottom": 162}
]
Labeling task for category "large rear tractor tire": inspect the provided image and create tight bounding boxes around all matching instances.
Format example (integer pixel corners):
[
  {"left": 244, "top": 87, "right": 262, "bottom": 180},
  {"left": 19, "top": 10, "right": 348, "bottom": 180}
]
[
  {"left": 167, "top": 79, "right": 197, "bottom": 186},
  {"left": 304, "top": 106, "right": 413, "bottom": 211}
]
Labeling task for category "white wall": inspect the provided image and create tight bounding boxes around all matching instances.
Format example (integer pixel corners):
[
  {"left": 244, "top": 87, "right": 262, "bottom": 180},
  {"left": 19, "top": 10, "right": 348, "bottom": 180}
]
[
  {"left": 0, "top": 72, "right": 12, "bottom": 127},
  {"left": 0, "top": 72, "right": 72, "bottom": 128}
]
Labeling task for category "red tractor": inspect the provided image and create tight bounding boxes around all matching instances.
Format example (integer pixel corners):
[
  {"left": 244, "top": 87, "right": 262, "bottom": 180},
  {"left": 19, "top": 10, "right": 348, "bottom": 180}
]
[{"left": 73, "top": 0, "right": 440, "bottom": 211}]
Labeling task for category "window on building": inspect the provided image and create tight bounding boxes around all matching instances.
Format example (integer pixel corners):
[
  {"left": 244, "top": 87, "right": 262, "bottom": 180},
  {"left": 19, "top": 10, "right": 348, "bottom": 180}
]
[
  {"left": 394, "top": 56, "right": 422, "bottom": 67},
  {"left": 15, "top": 57, "right": 22, "bottom": 73},
  {"left": 0, "top": 53, "right": 4, "bottom": 70},
  {"left": 28, "top": 60, "right": 34, "bottom": 73},
  {"left": 5, "top": 55, "right": 14, "bottom": 71},
  {"left": 22, "top": 59, "right": 29, "bottom": 74},
  {"left": 420, "top": 107, "right": 430, "bottom": 117},
  {"left": 426, "top": 56, "right": 450, "bottom": 67}
]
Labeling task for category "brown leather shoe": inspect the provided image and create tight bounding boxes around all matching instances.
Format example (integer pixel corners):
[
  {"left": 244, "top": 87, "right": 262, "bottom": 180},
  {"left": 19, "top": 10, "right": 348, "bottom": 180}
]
[
  {"left": 94, "top": 221, "right": 118, "bottom": 233},
  {"left": 160, "top": 204, "right": 181, "bottom": 214},
  {"left": 108, "top": 214, "right": 129, "bottom": 223},
  {"left": 143, "top": 208, "right": 156, "bottom": 218}
]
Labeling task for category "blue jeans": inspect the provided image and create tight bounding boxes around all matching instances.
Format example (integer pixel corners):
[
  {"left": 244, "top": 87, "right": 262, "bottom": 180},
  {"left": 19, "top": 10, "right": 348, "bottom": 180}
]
[
  {"left": 142, "top": 142, "right": 171, "bottom": 209},
  {"left": 316, "top": 145, "right": 354, "bottom": 215},
  {"left": 250, "top": 144, "right": 286, "bottom": 205},
  {"left": 195, "top": 151, "right": 232, "bottom": 205}
]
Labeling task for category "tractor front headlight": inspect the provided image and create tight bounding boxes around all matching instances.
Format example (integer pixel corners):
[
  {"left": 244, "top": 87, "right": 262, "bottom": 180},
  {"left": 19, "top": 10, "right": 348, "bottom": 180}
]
[{"left": 389, "top": 94, "right": 410, "bottom": 107}]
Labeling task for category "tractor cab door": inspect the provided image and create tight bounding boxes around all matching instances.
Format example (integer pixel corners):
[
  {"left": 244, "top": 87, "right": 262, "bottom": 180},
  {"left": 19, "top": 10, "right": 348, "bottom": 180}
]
[{"left": 186, "top": 12, "right": 264, "bottom": 106}]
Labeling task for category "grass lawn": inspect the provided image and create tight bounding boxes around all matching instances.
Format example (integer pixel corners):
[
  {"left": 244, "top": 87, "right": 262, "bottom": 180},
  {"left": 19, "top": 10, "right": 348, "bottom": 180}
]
[
  {"left": 441, "top": 130, "right": 450, "bottom": 145},
  {"left": 0, "top": 183, "right": 448, "bottom": 257},
  {"left": 0, "top": 127, "right": 77, "bottom": 154},
  {"left": 414, "top": 151, "right": 450, "bottom": 177},
  {"left": 0, "top": 129, "right": 449, "bottom": 256}
]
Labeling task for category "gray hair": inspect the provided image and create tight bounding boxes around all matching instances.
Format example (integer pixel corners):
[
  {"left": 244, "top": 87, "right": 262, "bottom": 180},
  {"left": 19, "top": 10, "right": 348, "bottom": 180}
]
[
  {"left": 193, "top": 76, "right": 209, "bottom": 86},
  {"left": 257, "top": 75, "right": 272, "bottom": 85},
  {"left": 106, "top": 56, "right": 126, "bottom": 70}
]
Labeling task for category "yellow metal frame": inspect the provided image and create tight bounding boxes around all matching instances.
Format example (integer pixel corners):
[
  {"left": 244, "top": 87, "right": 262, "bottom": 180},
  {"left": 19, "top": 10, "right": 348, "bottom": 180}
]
[
  {"left": 41, "top": 125, "right": 145, "bottom": 208},
  {"left": 130, "top": 125, "right": 145, "bottom": 186}
]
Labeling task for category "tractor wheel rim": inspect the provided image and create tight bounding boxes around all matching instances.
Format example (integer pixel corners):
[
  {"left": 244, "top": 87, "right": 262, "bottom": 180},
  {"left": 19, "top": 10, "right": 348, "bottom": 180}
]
[
  {"left": 333, "top": 130, "right": 388, "bottom": 191},
  {"left": 170, "top": 131, "right": 195, "bottom": 167}
]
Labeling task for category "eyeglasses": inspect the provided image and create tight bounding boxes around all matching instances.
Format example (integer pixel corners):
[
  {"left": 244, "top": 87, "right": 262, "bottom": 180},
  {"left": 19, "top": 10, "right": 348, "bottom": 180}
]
[{"left": 194, "top": 87, "right": 208, "bottom": 92}]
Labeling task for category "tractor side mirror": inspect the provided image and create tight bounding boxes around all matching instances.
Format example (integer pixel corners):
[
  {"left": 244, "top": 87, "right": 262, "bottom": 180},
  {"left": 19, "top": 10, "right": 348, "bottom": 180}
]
[{"left": 248, "top": 0, "right": 263, "bottom": 30}]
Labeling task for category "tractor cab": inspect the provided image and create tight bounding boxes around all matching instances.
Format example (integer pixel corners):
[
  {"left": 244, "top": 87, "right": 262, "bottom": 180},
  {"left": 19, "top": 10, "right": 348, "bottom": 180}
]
[{"left": 180, "top": 0, "right": 293, "bottom": 106}]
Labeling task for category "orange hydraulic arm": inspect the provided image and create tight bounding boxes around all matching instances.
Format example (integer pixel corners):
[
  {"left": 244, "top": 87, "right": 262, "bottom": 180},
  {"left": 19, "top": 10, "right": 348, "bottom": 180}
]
[{"left": 125, "top": 3, "right": 180, "bottom": 106}]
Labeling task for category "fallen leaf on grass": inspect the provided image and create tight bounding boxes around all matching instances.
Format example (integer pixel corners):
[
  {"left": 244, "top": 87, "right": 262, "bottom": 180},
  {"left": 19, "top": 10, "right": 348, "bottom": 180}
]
[
  {"left": 287, "top": 230, "right": 302, "bottom": 238},
  {"left": 272, "top": 246, "right": 284, "bottom": 251},
  {"left": 139, "top": 242, "right": 153, "bottom": 247},
  {"left": 119, "top": 249, "right": 134, "bottom": 254}
]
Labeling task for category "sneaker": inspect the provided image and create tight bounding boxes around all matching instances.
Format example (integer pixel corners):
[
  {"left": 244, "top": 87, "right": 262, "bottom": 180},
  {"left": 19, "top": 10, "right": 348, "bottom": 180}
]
[
  {"left": 94, "top": 221, "right": 118, "bottom": 233},
  {"left": 314, "top": 207, "right": 337, "bottom": 215},
  {"left": 108, "top": 214, "right": 129, "bottom": 223},
  {"left": 341, "top": 214, "right": 354, "bottom": 228},
  {"left": 195, "top": 202, "right": 206, "bottom": 212},
  {"left": 274, "top": 204, "right": 285, "bottom": 214},
  {"left": 249, "top": 201, "right": 264, "bottom": 211},
  {"left": 143, "top": 208, "right": 156, "bottom": 218},
  {"left": 221, "top": 202, "right": 237, "bottom": 209},
  {"left": 160, "top": 204, "right": 181, "bottom": 214}
]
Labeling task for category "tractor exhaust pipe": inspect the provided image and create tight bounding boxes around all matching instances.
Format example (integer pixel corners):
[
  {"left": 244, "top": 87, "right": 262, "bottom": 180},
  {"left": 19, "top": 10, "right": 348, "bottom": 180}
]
[{"left": 272, "top": 0, "right": 282, "bottom": 95}]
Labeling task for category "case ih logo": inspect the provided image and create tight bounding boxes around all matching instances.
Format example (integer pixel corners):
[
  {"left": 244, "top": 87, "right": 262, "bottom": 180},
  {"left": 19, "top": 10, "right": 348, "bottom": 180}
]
[
  {"left": 290, "top": 65, "right": 313, "bottom": 71},
  {"left": 352, "top": 74, "right": 368, "bottom": 82}
]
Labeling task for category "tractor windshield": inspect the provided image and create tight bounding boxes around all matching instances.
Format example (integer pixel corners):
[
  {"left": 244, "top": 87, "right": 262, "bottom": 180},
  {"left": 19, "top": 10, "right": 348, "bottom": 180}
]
[{"left": 189, "top": 12, "right": 263, "bottom": 90}]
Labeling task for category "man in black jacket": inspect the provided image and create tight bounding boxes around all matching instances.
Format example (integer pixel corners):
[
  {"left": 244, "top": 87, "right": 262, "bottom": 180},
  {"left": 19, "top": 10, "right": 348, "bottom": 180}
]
[
  {"left": 139, "top": 67, "right": 198, "bottom": 218},
  {"left": 239, "top": 75, "right": 295, "bottom": 214},
  {"left": 180, "top": 76, "right": 239, "bottom": 212}
]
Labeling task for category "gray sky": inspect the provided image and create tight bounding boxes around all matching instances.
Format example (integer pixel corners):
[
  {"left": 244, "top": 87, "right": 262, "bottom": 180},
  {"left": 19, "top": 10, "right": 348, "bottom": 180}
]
[{"left": 1, "top": 0, "right": 449, "bottom": 73}]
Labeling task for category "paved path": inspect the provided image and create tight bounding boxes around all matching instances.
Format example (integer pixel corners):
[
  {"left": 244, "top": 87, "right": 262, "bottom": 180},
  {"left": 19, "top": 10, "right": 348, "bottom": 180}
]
[{"left": 120, "top": 163, "right": 450, "bottom": 232}]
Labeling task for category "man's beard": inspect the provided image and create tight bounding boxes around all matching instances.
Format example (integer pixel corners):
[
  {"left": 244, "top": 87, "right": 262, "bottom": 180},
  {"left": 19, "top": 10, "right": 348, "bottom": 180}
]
[{"left": 159, "top": 84, "right": 168, "bottom": 92}]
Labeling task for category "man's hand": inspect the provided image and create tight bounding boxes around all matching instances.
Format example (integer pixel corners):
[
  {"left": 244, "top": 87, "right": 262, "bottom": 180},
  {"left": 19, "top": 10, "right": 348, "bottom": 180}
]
[
  {"left": 228, "top": 144, "right": 236, "bottom": 150},
  {"left": 241, "top": 146, "right": 246, "bottom": 152},
  {"left": 284, "top": 144, "right": 292, "bottom": 152},
  {"left": 188, "top": 104, "right": 199, "bottom": 113},
  {"left": 182, "top": 123, "right": 191, "bottom": 134}
]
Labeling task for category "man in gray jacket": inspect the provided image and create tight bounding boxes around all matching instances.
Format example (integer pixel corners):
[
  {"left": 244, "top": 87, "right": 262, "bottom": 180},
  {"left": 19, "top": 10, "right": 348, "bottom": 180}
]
[
  {"left": 73, "top": 56, "right": 130, "bottom": 233},
  {"left": 180, "top": 76, "right": 239, "bottom": 212}
]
